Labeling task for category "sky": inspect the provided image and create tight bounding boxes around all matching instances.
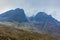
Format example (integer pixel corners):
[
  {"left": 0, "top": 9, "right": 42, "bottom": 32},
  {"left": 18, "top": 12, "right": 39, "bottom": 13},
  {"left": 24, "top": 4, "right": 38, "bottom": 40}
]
[{"left": 0, "top": 0, "right": 60, "bottom": 21}]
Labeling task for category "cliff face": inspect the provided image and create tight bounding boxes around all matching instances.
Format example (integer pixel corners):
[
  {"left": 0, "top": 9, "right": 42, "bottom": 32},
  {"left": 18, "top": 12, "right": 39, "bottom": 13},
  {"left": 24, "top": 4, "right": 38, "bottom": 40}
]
[
  {"left": 0, "top": 8, "right": 28, "bottom": 23},
  {"left": 29, "top": 12, "right": 60, "bottom": 36},
  {"left": 30, "top": 12, "right": 58, "bottom": 23}
]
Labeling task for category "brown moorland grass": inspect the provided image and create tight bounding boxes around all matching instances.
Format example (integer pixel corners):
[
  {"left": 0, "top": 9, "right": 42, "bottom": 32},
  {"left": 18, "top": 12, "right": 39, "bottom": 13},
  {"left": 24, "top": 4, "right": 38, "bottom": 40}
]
[{"left": 0, "top": 23, "right": 59, "bottom": 40}]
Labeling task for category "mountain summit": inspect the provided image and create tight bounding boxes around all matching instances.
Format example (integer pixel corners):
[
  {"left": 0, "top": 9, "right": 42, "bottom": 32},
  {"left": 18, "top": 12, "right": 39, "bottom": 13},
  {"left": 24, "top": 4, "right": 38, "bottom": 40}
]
[
  {"left": 29, "top": 12, "right": 60, "bottom": 33},
  {"left": 0, "top": 8, "right": 28, "bottom": 23},
  {"left": 30, "top": 12, "right": 58, "bottom": 24}
]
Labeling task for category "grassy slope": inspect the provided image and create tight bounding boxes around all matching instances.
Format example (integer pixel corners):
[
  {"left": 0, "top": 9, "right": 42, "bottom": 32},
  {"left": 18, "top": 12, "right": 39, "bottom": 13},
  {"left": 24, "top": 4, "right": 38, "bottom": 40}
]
[{"left": 0, "top": 23, "right": 59, "bottom": 40}]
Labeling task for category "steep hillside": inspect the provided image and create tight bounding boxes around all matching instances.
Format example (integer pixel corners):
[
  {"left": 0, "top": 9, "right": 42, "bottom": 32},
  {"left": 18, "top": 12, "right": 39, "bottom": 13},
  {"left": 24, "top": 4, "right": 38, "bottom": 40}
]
[
  {"left": 0, "top": 8, "right": 28, "bottom": 23},
  {"left": 0, "top": 8, "right": 59, "bottom": 40},
  {"left": 29, "top": 12, "right": 60, "bottom": 36},
  {"left": 30, "top": 12, "right": 58, "bottom": 23},
  {"left": 0, "top": 23, "right": 58, "bottom": 40}
]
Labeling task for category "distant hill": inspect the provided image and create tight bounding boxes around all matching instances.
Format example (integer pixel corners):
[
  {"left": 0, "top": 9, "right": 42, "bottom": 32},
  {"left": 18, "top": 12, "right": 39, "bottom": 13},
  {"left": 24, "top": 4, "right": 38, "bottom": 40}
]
[
  {"left": 30, "top": 12, "right": 59, "bottom": 23},
  {"left": 29, "top": 12, "right": 60, "bottom": 37},
  {"left": 0, "top": 8, "right": 28, "bottom": 23}
]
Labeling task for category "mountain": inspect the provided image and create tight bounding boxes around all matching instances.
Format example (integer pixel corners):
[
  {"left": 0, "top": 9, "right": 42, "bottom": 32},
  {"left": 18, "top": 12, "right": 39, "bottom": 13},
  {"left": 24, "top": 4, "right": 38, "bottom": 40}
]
[
  {"left": 29, "top": 12, "right": 60, "bottom": 37},
  {"left": 0, "top": 8, "right": 28, "bottom": 23},
  {"left": 30, "top": 12, "right": 59, "bottom": 23},
  {"left": 0, "top": 8, "right": 60, "bottom": 38}
]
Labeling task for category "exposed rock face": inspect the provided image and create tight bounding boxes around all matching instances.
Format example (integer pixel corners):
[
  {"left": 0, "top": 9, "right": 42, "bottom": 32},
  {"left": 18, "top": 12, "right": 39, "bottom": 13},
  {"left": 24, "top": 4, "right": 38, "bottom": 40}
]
[
  {"left": 0, "top": 8, "right": 28, "bottom": 23},
  {"left": 29, "top": 12, "right": 60, "bottom": 35},
  {"left": 30, "top": 12, "right": 58, "bottom": 23}
]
